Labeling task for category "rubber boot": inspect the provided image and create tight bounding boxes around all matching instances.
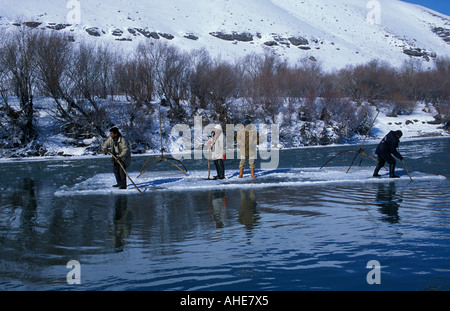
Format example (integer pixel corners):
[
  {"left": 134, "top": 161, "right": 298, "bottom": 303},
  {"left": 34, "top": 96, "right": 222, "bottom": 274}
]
[
  {"left": 389, "top": 163, "right": 399, "bottom": 178},
  {"left": 250, "top": 168, "right": 256, "bottom": 178},
  {"left": 373, "top": 164, "right": 382, "bottom": 177},
  {"left": 238, "top": 168, "right": 244, "bottom": 178}
]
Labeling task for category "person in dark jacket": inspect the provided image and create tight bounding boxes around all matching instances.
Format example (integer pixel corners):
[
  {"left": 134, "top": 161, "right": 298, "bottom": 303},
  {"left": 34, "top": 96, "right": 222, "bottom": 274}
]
[{"left": 373, "top": 130, "right": 403, "bottom": 178}]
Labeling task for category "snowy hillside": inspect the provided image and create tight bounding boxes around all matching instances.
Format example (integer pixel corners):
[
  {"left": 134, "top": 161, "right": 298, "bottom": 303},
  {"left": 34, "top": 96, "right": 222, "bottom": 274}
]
[{"left": 1, "top": 0, "right": 449, "bottom": 69}]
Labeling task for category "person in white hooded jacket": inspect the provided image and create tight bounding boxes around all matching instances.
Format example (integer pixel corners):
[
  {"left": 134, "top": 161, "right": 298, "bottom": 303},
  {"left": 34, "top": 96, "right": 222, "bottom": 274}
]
[{"left": 208, "top": 124, "right": 225, "bottom": 180}]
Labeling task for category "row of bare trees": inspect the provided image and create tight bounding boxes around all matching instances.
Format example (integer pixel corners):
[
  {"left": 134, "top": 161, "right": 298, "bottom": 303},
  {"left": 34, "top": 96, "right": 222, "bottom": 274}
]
[{"left": 1, "top": 27, "right": 449, "bottom": 149}]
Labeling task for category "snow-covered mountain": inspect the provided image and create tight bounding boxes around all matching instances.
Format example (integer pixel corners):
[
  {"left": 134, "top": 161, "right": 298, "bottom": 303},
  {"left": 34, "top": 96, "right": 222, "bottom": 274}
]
[{"left": 1, "top": 0, "right": 449, "bottom": 70}]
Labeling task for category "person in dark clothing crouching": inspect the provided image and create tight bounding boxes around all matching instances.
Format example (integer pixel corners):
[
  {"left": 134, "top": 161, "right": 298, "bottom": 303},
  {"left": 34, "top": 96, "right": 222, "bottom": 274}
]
[{"left": 373, "top": 130, "right": 404, "bottom": 178}]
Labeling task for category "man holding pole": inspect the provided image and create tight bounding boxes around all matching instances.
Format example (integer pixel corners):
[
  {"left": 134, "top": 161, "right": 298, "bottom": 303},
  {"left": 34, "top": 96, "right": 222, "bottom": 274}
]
[
  {"left": 103, "top": 126, "right": 132, "bottom": 189},
  {"left": 373, "top": 130, "right": 404, "bottom": 179}
]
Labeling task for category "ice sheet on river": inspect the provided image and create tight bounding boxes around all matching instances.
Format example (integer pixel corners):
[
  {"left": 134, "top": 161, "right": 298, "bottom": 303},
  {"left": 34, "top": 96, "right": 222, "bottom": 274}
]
[{"left": 54, "top": 167, "right": 446, "bottom": 196}]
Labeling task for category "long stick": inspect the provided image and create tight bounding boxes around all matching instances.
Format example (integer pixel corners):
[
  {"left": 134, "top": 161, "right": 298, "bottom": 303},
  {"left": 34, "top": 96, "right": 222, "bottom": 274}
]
[
  {"left": 346, "top": 111, "right": 380, "bottom": 173},
  {"left": 158, "top": 106, "right": 163, "bottom": 157},
  {"left": 320, "top": 149, "right": 387, "bottom": 170},
  {"left": 207, "top": 147, "right": 211, "bottom": 180},
  {"left": 402, "top": 159, "right": 413, "bottom": 182},
  {"left": 137, "top": 157, "right": 188, "bottom": 178},
  {"left": 108, "top": 151, "right": 143, "bottom": 194},
  {"left": 137, "top": 104, "right": 188, "bottom": 178}
]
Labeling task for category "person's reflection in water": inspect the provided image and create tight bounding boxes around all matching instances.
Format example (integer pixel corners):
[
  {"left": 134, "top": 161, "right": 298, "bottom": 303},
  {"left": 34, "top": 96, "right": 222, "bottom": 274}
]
[
  {"left": 112, "top": 195, "right": 133, "bottom": 250},
  {"left": 238, "top": 189, "right": 259, "bottom": 230},
  {"left": 16, "top": 178, "right": 38, "bottom": 247},
  {"left": 209, "top": 190, "right": 227, "bottom": 228},
  {"left": 375, "top": 182, "right": 402, "bottom": 223}
]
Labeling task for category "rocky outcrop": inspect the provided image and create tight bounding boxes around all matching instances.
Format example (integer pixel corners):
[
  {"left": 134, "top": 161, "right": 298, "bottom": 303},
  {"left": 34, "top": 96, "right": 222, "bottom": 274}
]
[
  {"left": 209, "top": 31, "right": 253, "bottom": 42},
  {"left": 403, "top": 48, "right": 424, "bottom": 57},
  {"left": 432, "top": 26, "right": 450, "bottom": 44},
  {"left": 264, "top": 34, "right": 311, "bottom": 50},
  {"left": 46, "top": 23, "right": 69, "bottom": 31},
  {"left": 288, "top": 36, "right": 309, "bottom": 46},
  {"left": 403, "top": 47, "right": 436, "bottom": 61},
  {"left": 112, "top": 29, "right": 123, "bottom": 37},
  {"left": 23, "top": 21, "right": 42, "bottom": 28},
  {"left": 134, "top": 28, "right": 160, "bottom": 39},
  {"left": 85, "top": 27, "right": 102, "bottom": 37},
  {"left": 183, "top": 33, "right": 199, "bottom": 40}
]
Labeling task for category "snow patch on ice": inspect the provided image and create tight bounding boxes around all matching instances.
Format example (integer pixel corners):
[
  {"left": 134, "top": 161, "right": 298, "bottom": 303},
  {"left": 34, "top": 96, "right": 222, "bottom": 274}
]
[{"left": 54, "top": 167, "right": 446, "bottom": 196}]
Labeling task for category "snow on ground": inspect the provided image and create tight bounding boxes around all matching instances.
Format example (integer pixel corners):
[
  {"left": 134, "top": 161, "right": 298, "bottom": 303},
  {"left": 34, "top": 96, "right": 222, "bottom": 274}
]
[
  {"left": 0, "top": 0, "right": 449, "bottom": 70},
  {"left": 1, "top": 99, "right": 447, "bottom": 160},
  {"left": 370, "top": 102, "right": 448, "bottom": 140}
]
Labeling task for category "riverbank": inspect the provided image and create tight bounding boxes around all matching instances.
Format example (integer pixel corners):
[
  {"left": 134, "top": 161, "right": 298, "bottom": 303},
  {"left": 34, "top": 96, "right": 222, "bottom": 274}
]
[{"left": 0, "top": 102, "right": 448, "bottom": 160}]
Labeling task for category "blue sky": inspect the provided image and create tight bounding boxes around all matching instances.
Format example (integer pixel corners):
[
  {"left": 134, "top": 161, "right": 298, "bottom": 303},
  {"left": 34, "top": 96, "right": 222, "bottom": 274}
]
[{"left": 401, "top": 0, "right": 450, "bottom": 16}]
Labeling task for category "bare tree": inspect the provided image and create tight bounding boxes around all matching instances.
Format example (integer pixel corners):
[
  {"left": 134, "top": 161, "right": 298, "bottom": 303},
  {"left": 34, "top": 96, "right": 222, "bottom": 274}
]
[
  {"left": 189, "top": 49, "right": 213, "bottom": 111},
  {"left": 206, "top": 59, "right": 241, "bottom": 125},
  {"left": 66, "top": 42, "right": 116, "bottom": 137},
  {"left": 143, "top": 41, "right": 191, "bottom": 120},
  {"left": 115, "top": 46, "right": 155, "bottom": 105},
  {"left": 0, "top": 27, "right": 38, "bottom": 144},
  {"left": 34, "top": 30, "right": 76, "bottom": 125},
  {"left": 338, "top": 59, "right": 396, "bottom": 105},
  {"left": 240, "top": 51, "right": 285, "bottom": 123}
]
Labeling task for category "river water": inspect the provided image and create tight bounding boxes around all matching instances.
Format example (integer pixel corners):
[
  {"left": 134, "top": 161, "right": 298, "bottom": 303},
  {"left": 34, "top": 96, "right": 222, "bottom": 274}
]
[{"left": 0, "top": 138, "right": 449, "bottom": 291}]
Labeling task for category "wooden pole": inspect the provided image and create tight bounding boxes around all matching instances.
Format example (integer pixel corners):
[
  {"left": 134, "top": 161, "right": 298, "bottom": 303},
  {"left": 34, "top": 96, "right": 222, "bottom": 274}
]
[
  {"left": 159, "top": 106, "right": 163, "bottom": 158},
  {"left": 207, "top": 147, "right": 211, "bottom": 180},
  {"left": 346, "top": 111, "right": 380, "bottom": 173},
  {"left": 137, "top": 104, "right": 188, "bottom": 178},
  {"left": 108, "top": 151, "right": 143, "bottom": 194},
  {"left": 402, "top": 159, "right": 413, "bottom": 182}
]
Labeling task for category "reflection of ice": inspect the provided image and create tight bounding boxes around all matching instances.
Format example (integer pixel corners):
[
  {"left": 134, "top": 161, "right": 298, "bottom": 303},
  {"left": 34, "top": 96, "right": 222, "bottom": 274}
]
[{"left": 54, "top": 167, "right": 446, "bottom": 196}]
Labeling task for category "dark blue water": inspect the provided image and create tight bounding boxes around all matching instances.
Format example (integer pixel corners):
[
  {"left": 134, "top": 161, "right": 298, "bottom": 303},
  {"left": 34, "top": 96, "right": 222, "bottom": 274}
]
[{"left": 0, "top": 138, "right": 449, "bottom": 291}]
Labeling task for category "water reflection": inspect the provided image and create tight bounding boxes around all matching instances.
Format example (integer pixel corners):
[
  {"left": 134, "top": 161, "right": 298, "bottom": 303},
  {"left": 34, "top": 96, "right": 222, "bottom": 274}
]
[
  {"left": 207, "top": 189, "right": 261, "bottom": 230},
  {"left": 112, "top": 195, "right": 133, "bottom": 250},
  {"left": 0, "top": 137, "right": 448, "bottom": 290},
  {"left": 0, "top": 178, "right": 38, "bottom": 246},
  {"left": 209, "top": 190, "right": 227, "bottom": 228},
  {"left": 238, "top": 190, "right": 260, "bottom": 230},
  {"left": 375, "top": 182, "right": 402, "bottom": 223}
]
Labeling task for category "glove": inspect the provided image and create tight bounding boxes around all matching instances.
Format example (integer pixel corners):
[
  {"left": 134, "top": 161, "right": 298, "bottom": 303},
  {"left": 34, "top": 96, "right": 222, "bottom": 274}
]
[
  {"left": 222, "top": 154, "right": 226, "bottom": 161},
  {"left": 103, "top": 148, "right": 108, "bottom": 155}
]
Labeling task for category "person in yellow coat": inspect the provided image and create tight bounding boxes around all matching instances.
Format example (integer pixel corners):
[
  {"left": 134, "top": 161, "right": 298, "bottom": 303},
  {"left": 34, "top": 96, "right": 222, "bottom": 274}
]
[
  {"left": 237, "top": 119, "right": 259, "bottom": 178},
  {"left": 103, "top": 127, "right": 131, "bottom": 189}
]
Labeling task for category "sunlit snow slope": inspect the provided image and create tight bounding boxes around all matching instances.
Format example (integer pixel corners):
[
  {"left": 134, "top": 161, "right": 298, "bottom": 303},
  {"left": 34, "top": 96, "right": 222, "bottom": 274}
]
[{"left": 1, "top": 0, "right": 449, "bottom": 69}]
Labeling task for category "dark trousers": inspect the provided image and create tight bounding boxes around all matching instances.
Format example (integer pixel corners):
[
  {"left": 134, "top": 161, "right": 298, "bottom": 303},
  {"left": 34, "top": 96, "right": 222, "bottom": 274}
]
[
  {"left": 214, "top": 159, "right": 225, "bottom": 179},
  {"left": 374, "top": 154, "right": 396, "bottom": 177},
  {"left": 113, "top": 161, "right": 127, "bottom": 188},
  {"left": 377, "top": 154, "right": 396, "bottom": 167}
]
